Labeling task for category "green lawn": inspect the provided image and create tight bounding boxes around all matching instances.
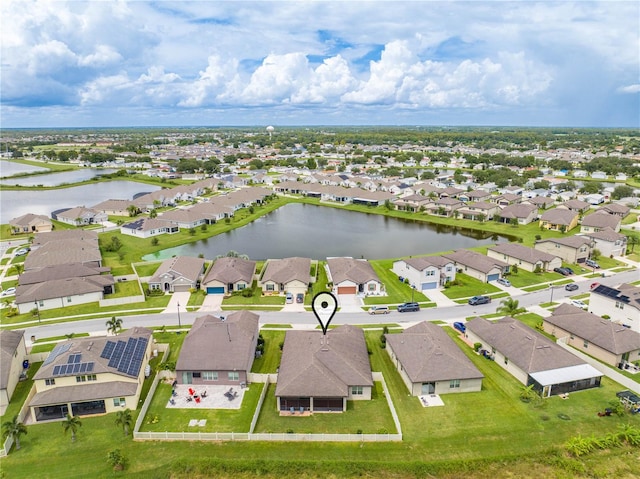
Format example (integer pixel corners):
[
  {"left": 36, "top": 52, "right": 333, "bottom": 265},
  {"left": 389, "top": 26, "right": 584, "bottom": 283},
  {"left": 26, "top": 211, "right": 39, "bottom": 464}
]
[
  {"left": 442, "top": 274, "right": 502, "bottom": 299},
  {"left": 506, "top": 268, "right": 563, "bottom": 288},
  {"left": 367, "top": 259, "right": 430, "bottom": 305},
  {"left": 222, "top": 287, "right": 286, "bottom": 306},
  {"left": 186, "top": 289, "right": 206, "bottom": 308},
  {"left": 133, "top": 261, "right": 162, "bottom": 277},
  {"left": 105, "top": 279, "right": 142, "bottom": 298},
  {"left": 251, "top": 330, "right": 285, "bottom": 374}
]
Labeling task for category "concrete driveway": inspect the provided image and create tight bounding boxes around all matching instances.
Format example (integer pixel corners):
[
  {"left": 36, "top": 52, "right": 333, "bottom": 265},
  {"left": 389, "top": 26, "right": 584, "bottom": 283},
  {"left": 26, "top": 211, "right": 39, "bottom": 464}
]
[
  {"left": 162, "top": 291, "right": 191, "bottom": 314},
  {"left": 198, "top": 294, "right": 224, "bottom": 312},
  {"left": 337, "top": 294, "right": 363, "bottom": 312}
]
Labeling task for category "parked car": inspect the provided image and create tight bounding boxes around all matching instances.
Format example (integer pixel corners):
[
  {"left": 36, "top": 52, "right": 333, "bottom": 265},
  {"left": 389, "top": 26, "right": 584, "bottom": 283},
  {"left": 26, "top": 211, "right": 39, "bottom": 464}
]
[
  {"left": 0, "top": 287, "right": 16, "bottom": 297},
  {"left": 496, "top": 277, "right": 511, "bottom": 287},
  {"left": 14, "top": 248, "right": 29, "bottom": 256},
  {"left": 285, "top": 292, "right": 293, "bottom": 304},
  {"left": 296, "top": 293, "right": 304, "bottom": 303},
  {"left": 564, "top": 283, "right": 579, "bottom": 292},
  {"left": 453, "top": 322, "right": 466, "bottom": 333},
  {"left": 468, "top": 295, "right": 491, "bottom": 305},
  {"left": 553, "top": 267, "right": 573, "bottom": 276},
  {"left": 397, "top": 302, "right": 420, "bottom": 313},
  {"left": 585, "top": 259, "right": 600, "bottom": 269},
  {"left": 590, "top": 282, "right": 600, "bottom": 290},
  {"left": 570, "top": 299, "right": 587, "bottom": 310},
  {"left": 369, "top": 306, "right": 390, "bottom": 315}
]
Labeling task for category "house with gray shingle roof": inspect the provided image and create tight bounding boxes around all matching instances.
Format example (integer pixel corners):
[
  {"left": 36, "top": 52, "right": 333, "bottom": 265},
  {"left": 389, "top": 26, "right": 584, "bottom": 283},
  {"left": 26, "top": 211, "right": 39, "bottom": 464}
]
[
  {"left": 579, "top": 228, "right": 627, "bottom": 257},
  {"left": 385, "top": 322, "right": 483, "bottom": 396},
  {"left": 0, "top": 330, "right": 27, "bottom": 415},
  {"left": 487, "top": 243, "right": 561, "bottom": 273},
  {"left": 465, "top": 316, "right": 602, "bottom": 397},
  {"left": 497, "top": 203, "right": 538, "bottom": 225},
  {"left": 597, "top": 203, "right": 630, "bottom": 218},
  {"left": 202, "top": 257, "right": 257, "bottom": 295},
  {"left": 55, "top": 207, "right": 108, "bottom": 226},
  {"left": 326, "top": 257, "right": 382, "bottom": 295},
  {"left": 543, "top": 304, "right": 640, "bottom": 367},
  {"left": 9, "top": 213, "right": 53, "bottom": 235},
  {"left": 275, "top": 325, "right": 373, "bottom": 413},
  {"left": 176, "top": 311, "right": 259, "bottom": 386},
  {"left": 442, "top": 249, "right": 509, "bottom": 283},
  {"left": 259, "top": 257, "right": 311, "bottom": 296},
  {"left": 539, "top": 208, "right": 579, "bottom": 232},
  {"left": 148, "top": 256, "right": 206, "bottom": 293},
  {"left": 392, "top": 255, "right": 456, "bottom": 291},
  {"left": 534, "top": 235, "right": 593, "bottom": 264},
  {"left": 120, "top": 217, "right": 176, "bottom": 238},
  {"left": 589, "top": 283, "right": 640, "bottom": 333},
  {"left": 580, "top": 211, "right": 621, "bottom": 233}
]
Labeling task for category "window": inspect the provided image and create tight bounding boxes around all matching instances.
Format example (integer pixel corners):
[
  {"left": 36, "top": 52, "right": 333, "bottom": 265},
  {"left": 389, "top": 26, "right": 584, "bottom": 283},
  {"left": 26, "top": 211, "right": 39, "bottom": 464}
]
[
  {"left": 368, "top": 283, "right": 376, "bottom": 291},
  {"left": 449, "top": 379, "right": 461, "bottom": 389},
  {"left": 67, "top": 297, "right": 72, "bottom": 303},
  {"left": 615, "top": 301, "right": 625, "bottom": 310},
  {"left": 504, "top": 357, "right": 509, "bottom": 365},
  {"left": 76, "top": 376, "right": 86, "bottom": 383},
  {"left": 45, "top": 378, "right": 55, "bottom": 386},
  {"left": 446, "top": 266, "right": 452, "bottom": 272},
  {"left": 426, "top": 270, "right": 435, "bottom": 276},
  {"left": 113, "top": 398, "right": 126, "bottom": 407},
  {"left": 203, "top": 371, "right": 218, "bottom": 381},
  {"left": 237, "top": 284, "right": 246, "bottom": 290},
  {"left": 76, "top": 374, "right": 98, "bottom": 383},
  {"left": 192, "top": 372, "right": 201, "bottom": 378},
  {"left": 351, "top": 386, "right": 363, "bottom": 395},
  {"left": 583, "top": 340, "right": 589, "bottom": 348},
  {"left": 266, "top": 284, "right": 275, "bottom": 292},
  {"left": 39, "top": 300, "right": 44, "bottom": 307},
  {"left": 228, "top": 371, "right": 239, "bottom": 381}
]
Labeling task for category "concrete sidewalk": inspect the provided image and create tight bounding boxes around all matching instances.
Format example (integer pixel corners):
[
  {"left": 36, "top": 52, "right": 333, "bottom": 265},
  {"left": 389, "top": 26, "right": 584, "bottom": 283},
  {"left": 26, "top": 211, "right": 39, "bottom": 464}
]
[{"left": 426, "top": 289, "right": 459, "bottom": 307}]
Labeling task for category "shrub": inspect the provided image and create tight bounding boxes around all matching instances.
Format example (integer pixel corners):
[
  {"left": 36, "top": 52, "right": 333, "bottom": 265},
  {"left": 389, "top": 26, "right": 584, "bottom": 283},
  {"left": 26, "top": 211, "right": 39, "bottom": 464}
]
[
  {"left": 107, "top": 449, "right": 127, "bottom": 471},
  {"left": 473, "top": 343, "right": 482, "bottom": 352}
]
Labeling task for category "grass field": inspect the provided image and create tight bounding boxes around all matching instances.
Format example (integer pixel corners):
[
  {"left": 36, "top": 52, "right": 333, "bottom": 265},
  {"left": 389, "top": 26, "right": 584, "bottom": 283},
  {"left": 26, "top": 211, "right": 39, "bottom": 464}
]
[{"left": 442, "top": 273, "right": 502, "bottom": 299}]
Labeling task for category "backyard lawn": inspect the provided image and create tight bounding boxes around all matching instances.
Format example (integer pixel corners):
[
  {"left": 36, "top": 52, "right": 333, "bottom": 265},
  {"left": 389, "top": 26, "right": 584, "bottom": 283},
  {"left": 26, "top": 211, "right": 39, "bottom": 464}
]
[
  {"left": 441, "top": 273, "right": 502, "bottom": 299},
  {"left": 251, "top": 330, "right": 285, "bottom": 374}
]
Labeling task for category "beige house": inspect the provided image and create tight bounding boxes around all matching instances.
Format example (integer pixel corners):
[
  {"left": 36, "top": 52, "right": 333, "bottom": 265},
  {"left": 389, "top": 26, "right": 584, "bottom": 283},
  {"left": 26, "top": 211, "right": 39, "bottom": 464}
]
[
  {"left": 443, "top": 249, "right": 509, "bottom": 283},
  {"left": 148, "top": 256, "right": 206, "bottom": 293},
  {"left": 498, "top": 203, "right": 538, "bottom": 225},
  {"left": 543, "top": 304, "right": 640, "bottom": 368},
  {"left": 580, "top": 229, "right": 627, "bottom": 257},
  {"left": 589, "top": 283, "right": 640, "bottom": 333},
  {"left": 326, "top": 257, "right": 383, "bottom": 295},
  {"left": 487, "top": 243, "right": 561, "bottom": 273},
  {"left": 55, "top": 207, "right": 108, "bottom": 226},
  {"left": 534, "top": 236, "right": 592, "bottom": 264},
  {"left": 91, "top": 199, "right": 137, "bottom": 216},
  {"left": 275, "top": 325, "right": 373, "bottom": 413},
  {"left": 0, "top": 330, "right": 28, "bottom": 416},
  {"left": 385, "top": 322, "right": 483, "bottom": 396},
  {"left": 175, "top": 311, "right": 259, "bottom": 386},
  {"left": 580, "top": 211, "right": 621, "bottom": 233},
  {"left": 456, "top": 201, "right": 499, "bottom": 221},
  {"left": 9, "top": 213, "right": 53, "bottom": 235},
  {"left": 539, "top": 208, "right": 579, "bottom": 232},
  {"left": 29, "top": 327, "right": 152, "bottom": 422},
  {"left": 259, "top": 257, "right": 311, "bottom": 296},
  {"left": 202, "top": 257, "right": 256, "bottom": 294}
]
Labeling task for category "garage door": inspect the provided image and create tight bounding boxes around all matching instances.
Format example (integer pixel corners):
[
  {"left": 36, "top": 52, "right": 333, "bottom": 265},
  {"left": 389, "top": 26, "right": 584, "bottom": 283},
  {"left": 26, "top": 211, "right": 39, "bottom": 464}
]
[
  {"left": 207, "top": 286, "right": 225, "bottom": 294},
  {"left": 337, "top": 286, "right": 357, "bottom": 294},
  {"left": 174, "top": 284, "right": 191, "bottom": 292},
  {"left": 421, "top": 282, "right": 437, "bottom": 290},
  {"left": 487, "top": 274, "right": 500, "bottom": 282}
]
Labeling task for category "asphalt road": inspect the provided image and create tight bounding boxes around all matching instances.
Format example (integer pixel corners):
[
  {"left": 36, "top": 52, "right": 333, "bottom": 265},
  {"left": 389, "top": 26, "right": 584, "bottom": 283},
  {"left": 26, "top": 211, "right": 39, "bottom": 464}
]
[{"left": 23, "top": 269, "right": 639, "bottom": 342}]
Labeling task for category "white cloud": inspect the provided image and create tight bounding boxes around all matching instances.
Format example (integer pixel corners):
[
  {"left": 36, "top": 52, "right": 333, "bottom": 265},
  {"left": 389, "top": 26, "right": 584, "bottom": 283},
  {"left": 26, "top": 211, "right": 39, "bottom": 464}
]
[
  {"left": 178, "top": 55, "right": 239, "bottom": 107},
  {"left": 617, "top": 84, "right": 640, "bottom": 94},
  {"left": 80, "top": 73, "right": 130, "bottom": 105},
  {"left": 78, "top": 45, "right": 123, "bottom": 67}
]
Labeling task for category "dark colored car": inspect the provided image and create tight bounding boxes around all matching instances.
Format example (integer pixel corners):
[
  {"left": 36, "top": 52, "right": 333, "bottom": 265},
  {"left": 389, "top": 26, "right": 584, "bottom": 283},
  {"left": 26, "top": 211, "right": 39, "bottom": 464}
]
[
  {"left": 468, "top": 295, "right": 491, "bottom": 305},
  {"left": 564, "top": 283, "right": 579, "bottom": 292},
  {"left": 296, "top": 293, "right": 304, "bottom": 303},
  {"left": 453, "top": 322, "right": 466, "bottom": 333},
  {"left": 554, "top": 267, "right": 572, "bottom": 276},
  {"left": 397, "top": 302, "right": 420, "bottom": 313}
]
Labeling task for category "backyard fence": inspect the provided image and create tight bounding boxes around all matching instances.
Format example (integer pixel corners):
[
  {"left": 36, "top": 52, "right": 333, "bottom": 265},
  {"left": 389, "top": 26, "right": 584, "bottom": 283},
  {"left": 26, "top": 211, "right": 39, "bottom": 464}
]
[{"left": 99, "top": 295, "right": 146, "bottom": 307}]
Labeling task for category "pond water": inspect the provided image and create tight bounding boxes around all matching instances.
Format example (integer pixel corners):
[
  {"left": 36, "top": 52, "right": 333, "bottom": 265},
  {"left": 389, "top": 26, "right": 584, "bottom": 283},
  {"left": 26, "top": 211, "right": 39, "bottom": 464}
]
[
  {"left": 0, "top": 168, "right": 118, "bottom": 186},
  {"left": 0, "top": 160, "right": 49, "bottom": 177},
  {"left": 143, "top": 203, "right": 514, "bottom": 261},
  {"left": 0, "top": 181, "right": 161, "bottom": 221}
]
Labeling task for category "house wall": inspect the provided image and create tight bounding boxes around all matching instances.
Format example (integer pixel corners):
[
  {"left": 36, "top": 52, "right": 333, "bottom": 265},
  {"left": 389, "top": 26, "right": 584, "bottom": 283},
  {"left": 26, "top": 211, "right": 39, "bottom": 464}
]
[
  {"left": 457, "top": 265, "right": 502, "bottom": 283},
  {"left": 17, "top": 291, "right": 103, "bottom": 314},
  {"left": 177, "top": 369, "right": 249, "bottom": 386},
  {"left": 588, "top": 295, "right": 640, "bottom": 332},
  {"left": 589, "top": 238, "right": 627, "bottom": 257},
  {"left": 0, "top": 336, "right": 27, "bottom": 414},
  {"left": 487, "top": 250, "right": 562, "bottom": 273},
  {"left": 542, "top": 321, "right": 623, "bottom": 366},
  {"left": 347, "top": 385, "right": 372, "bottom": 401},
  {"left": 392, "top": 262, "right": 440, "bottom": 291},
  {"left": 535, "top": 242, "right": 590, "bottom": 264},
  {"left": 464, "top": 330, "right": 529, "bottom": 385}
]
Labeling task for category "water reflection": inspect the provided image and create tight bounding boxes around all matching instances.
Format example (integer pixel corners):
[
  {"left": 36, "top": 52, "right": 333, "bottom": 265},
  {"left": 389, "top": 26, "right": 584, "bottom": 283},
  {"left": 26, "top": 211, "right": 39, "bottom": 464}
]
[
  {"left": 1, "top": 168, "right": 118, "bottom": 186},
  {"left": 0, "top": 160, "right": 48, "bottom": 177}
]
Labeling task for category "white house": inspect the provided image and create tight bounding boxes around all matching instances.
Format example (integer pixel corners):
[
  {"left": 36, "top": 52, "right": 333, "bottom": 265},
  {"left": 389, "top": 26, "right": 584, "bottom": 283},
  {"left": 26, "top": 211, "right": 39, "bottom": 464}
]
[{"left": 392, "top": 256, "right": 456, "bottom": 291}]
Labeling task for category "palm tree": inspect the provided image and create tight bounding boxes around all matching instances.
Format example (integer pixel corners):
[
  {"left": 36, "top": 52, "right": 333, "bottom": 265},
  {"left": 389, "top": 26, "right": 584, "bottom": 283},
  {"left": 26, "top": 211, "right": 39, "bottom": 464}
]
[
  {"left": 62, "top": 414, "right": 82, "bottom": 443},
  {"left": 496, "top": 297, "right": 526, "bottom": 316},
  {"left": 105, "top": 316, "right": 123, "bottom": 336},
  {"left": 10, "top": 263, "right": 24, "bottom": 276},
  {"left": 2, "top": 415, "right": 27, "bottom": 450},
  {"left": 115, "top": 409, "right": 133, "bottom": 436},
  {"left": 627, "top": 235, "right": 638, "bottom": 254}
]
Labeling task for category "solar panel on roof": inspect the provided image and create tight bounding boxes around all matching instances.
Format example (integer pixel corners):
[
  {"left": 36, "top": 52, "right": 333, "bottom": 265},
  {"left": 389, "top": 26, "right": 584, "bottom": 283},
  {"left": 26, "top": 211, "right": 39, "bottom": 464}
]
[
  {"left": 108, "top": 341, "right": 127, "bottom": 368},
  {"left": 73, "top": 363, "right": 81, "bottom": 373},
  {"left": 133, "top": 338, "right": 148, "bottom": 360},
  {"left": 127, "top": 359, "right": 142, "bottom": 377},
  {"left": 80, "top": 363, "right": 87, "bottom": 373},
  {"left": 100, "top": 341, "right": 116, "bottom": 359},
  {"left": 86, "top": 362, "right": 94, "bottom": 372},
  {"left": 58, "top": 365, "right": 66, "bottom": 375},
  {"left": 43, "top": 343, "right": 72, "bottom": 366},
  {"left": 53, "top": 365, "right": 60, "bottom": 375}
]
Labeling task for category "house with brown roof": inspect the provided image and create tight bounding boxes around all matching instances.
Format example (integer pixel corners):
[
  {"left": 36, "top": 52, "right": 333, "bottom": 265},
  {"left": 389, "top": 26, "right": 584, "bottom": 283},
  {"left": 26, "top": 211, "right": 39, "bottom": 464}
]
[
  {"left": 597, "top": 203, "right": 630, "bottom": 218},
  {"left": 534, "top": 236, "right": 592, "bottom": 264},
  {"left": 527, "top": 196, "right": 555, "bottom": 210},
  {"left": 326, "top": 257, "right": 383, "bottom": 295},
  {"left": 487, "top": 243, "right": 561, "bottom": 273},
  {"left": 259, "top": 257, "right": 311, "bottom": 296},
  {"left": 497, "top": 203, "right": 538, "bottom": 225},
  {"left": 579, "top": 228, "right": 627, "bottom": 257},
  {"left": 9, "top": 213, "right": 53, "bottom": 235},
  {"left": 456, "top": 201, "right": 499, "bottom": 221},
  {"left": 0, "top": 330, "right": 27, "bottom": 416},
  {"left": 175, "top": 311, "right": 259, "bottom": 386},
  {"left": 494, "top": 193, "right": 522, "bottom": 207},
  {"left": 120, "top": 217, "right": 177, "bottom": 238},
  {"left": 55, "top": 207, "right": 108, "bottom": 226},
  {"left": 539, "top": 208, "right": 579, "bottom": 232},
  {"left": 424, "top": 197, "right": 464, "bottom": 217},
  {"left": 156, "top": 208, "right": 207, "bottom": 229},
  {"left": 392, "top": 255, "right": 456, "bottom": 291},
  {"left": 26, "top": 230, "right": 101, "bottom": 270},
  {"left": 148, "top": 256, "right": 206, "bottom": 293},
  {"left": 275, "top": 325, "right": 373, "bottom": 413},
  {"left": 580, "top": 211, "right": 621, "bottom": 233},
  {"left": 385, "top": 322, "right": 483, "bottom": 396},
  {"left": 589, "top": 283, "right": 640, "bottom": 333},
  {"left": 91, "top": 199, "right": 137, "bottom": 217},
  {"left": 561, "top": 199, "right": 591, "bottom": 214},
  {"left": 443, "top": 249, "right": 509, "bottom": 283},
  {"left": 543, "top": 304, "right": 640, "bottom": 368},
  {"left": 465, "top": 317, "right": 602, "bottom": 397},
  {"left": 202, "top": 257, "right": 257, "bottom": 295},
  {"left": 29, "top": 327, "right": 152, "bottom": 422}
]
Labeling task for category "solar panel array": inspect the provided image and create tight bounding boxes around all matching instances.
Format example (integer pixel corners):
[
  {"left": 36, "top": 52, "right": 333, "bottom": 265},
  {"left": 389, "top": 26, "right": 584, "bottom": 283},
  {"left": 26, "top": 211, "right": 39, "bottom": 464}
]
[
  {"left": 52, "top": 361, "right": 94, "bottom": 376},
  {"left": 593, "top": 284, "right": 629, "bottom": 303},
  {"left": 43, "top": 343, "right": 72, "bottom": 366},
  {"left": 68, "top": 354, "right": 81, "bottom": 364},
  {"left": 100, "top": 341, "right": 116, "bottom": 359},
  {"left": 99, "top": 337, "right": 149, "bottom": 377}
]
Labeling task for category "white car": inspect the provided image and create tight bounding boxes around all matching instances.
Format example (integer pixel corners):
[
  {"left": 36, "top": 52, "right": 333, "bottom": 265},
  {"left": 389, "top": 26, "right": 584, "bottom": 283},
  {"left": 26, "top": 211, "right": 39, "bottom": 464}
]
[
  {"left": 570, "top": 299, "right": 587, "bottom": 310},
  {"left": 0, "top": 287, "right": 16, "bottom": 297},
  {"left": 14, "top": 248, "right": 29, "bottom": 256}
]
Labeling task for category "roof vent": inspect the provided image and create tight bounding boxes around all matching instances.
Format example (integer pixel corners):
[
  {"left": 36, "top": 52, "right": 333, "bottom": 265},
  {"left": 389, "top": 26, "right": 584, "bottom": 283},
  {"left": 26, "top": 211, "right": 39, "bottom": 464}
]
[{"left": 87, "top": 341, "right": 93, "bottom": 351}]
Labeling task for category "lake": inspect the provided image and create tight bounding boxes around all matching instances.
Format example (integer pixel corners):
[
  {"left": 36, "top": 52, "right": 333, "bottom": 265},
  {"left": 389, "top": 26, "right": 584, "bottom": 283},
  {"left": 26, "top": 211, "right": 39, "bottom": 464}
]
[
  {"left": 143, "top": 203, "right": 514, "bottom": 261},
  {"left": 0, "top": 160, "right": 49, "bottom": 177},
  {"left": 0, "top": 181, "right": 161, "bottom": 221},
  {"left": 0, "top": 168, "right": 119, "bottom": 186}
]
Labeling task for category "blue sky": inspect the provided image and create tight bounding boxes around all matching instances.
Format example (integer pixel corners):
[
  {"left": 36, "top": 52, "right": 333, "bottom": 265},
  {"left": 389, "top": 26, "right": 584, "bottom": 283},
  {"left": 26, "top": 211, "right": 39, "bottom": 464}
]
[{"left": 1, "top": 1, "right": 638, "bottom": 128}]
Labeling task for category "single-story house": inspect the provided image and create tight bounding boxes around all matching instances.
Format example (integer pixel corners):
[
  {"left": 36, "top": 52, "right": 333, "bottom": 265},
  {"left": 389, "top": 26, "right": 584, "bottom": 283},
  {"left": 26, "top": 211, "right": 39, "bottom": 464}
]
[
  {"left": 597, "top": 203, "right": 630, "bottom": 218},
  {"left": 202, "top": 257, "right": 257, "bottom": 295},
  {"left": 589, "top": 283, "right": 640, "bottom": 333},
  {"left": 579, "top": 229, "right": 627, "bottom": 258},
  {"left": 55, "top": 207, "right": 108, "bottom": 226},
  {"left": 443, "top": 249, "right": 509, "bottom": 283},
  {"left": 259, "top": 257, "right": 311, "bottom": 296},
  {"left": 580, "top": 211, "right": 621, "bottom": 233},
  {"left": 539, "top": 208, "right": 579, "bottom": 232},
  {"left": 9, "top": 213, "right": 53, "bottom": 235},
  {"left": 275, "top": 325, "right": 373, "bottom": 413},
  {"left": 120, "top": 218, "right": 177, "bottom": 238},
  {"left": 534, "top": 236, "right": 593, "bottom": 264},
  {"left": 26, "top": 230, "right": 101, "bottom": 270},
  {"left": 494, "top": 193, "right": 522, "bottom": 207},
  {"left": 465, "top": 316, "right": 603, "bottom": 397},
  {"left": 156, "top": 209, "right": 207, "bottom": 230},
  {"left": 385, "top": 322, "right": 483, "bottom": 396},
  {"left": 526, "top": 196, "right": 555, "bottom": 210},
  {"left": 487, "top": 243, "right": 561, "bottom": 273},
  {"left": 29, "top": 327, "right": 153, "bottom": 422},
  {"left": 91, "top": 199, "right": 137, "bottom": 217},
  {"left": 543, "top": 304, "right": 640, "bottom": 368},
  {"left": 392, "top": 255, "right": 456, "bottom": 291},
  {"left": 561, "top": 199, "right": 591, "bottom": 214},
  {"left": 497, "top": 203, "right": 538, "bottom": 225},
  {"left": 148, "top": 256, "right": 206, "bottom": 293},
  {"left": 175, "top": 311, "right": 259, "bottom": 386},
  {"left": 326, "top": 257, "right": 383, "bottom": 295},
  {"left": 0, "top": 330, "right": 27, "bottom": 416}
]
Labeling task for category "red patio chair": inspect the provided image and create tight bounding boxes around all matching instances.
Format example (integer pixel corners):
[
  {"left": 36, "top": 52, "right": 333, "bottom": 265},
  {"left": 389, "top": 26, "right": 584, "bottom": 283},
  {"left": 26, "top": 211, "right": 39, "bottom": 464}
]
[{"left": 195, "top": 396, "right": 201, "bottom": 404}]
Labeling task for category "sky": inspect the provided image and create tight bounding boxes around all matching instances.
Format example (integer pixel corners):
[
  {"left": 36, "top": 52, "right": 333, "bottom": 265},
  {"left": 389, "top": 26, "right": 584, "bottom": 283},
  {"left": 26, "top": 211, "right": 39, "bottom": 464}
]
[{"left": 1, "top": 0, "right": 639, "bottom": 128}]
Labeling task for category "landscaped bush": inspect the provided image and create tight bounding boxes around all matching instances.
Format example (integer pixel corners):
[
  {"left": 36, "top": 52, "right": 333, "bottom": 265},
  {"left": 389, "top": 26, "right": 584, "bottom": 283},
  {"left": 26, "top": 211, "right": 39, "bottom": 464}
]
[{"left": 473, "top": 342, "right": 482, "bottom": 352}]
